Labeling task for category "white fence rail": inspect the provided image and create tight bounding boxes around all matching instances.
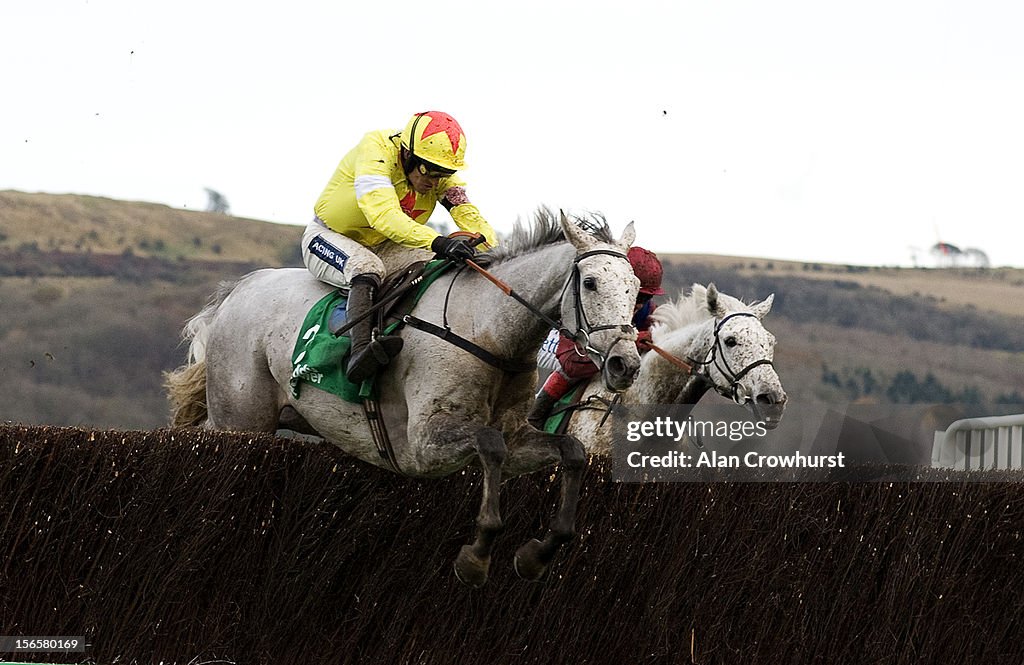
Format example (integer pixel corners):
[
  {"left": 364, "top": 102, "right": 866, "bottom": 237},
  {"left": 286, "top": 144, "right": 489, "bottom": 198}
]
[{"left": 932, "top": 413, "right": 1024, "bottom": 470}]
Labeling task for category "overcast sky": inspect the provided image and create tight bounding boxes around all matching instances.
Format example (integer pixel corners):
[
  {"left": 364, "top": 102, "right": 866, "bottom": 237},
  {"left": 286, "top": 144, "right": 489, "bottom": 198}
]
[{"left": 5, "top": 1, "right": 1024, "bottom": 268}]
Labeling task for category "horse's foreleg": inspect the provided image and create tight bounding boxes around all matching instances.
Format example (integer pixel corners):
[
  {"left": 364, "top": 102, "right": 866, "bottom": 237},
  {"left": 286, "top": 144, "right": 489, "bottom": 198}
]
[
  {"left": 505, "top": 427, "right": 587, "bottom": 582},
  {"left": 453, "top": 427, "right": 507, "bottom": 588}
]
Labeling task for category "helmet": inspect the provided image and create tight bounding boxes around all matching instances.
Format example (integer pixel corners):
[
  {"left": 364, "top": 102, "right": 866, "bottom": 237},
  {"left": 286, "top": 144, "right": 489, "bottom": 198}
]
[
  {"left": 627, "top": 246, "right": 665, "bottom": 296},
  {"left": 400, "top": 111, "right": 467, "bottom": 172}
]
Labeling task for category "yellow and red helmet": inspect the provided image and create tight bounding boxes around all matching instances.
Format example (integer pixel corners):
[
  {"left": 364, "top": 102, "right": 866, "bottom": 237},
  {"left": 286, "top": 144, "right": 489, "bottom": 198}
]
[{"left": 400, "top": 111, "right": 467, "bottom": 172}]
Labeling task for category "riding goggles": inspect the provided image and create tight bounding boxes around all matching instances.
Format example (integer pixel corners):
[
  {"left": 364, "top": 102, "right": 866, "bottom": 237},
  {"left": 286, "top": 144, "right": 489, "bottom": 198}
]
[{"left": 416, "top": 159, "right": 457, "bottom": 179}]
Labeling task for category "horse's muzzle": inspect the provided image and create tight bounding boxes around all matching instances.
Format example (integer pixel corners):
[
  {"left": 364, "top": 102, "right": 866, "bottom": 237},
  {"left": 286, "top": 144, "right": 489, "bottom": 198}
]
[
  {"left": 753, "top": 388, "right": 788, "bottom": 429},
  {"left": 601, "top": 341, "right": 642, "bottom": 393}
]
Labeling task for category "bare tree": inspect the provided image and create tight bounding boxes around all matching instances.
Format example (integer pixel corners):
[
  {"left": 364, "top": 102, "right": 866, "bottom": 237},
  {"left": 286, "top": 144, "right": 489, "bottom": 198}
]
[{"left": 204, "top": 188, "right": 230, "bottom": 215}]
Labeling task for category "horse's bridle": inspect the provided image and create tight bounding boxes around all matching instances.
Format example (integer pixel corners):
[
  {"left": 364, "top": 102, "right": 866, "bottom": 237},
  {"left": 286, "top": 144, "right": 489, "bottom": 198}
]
[
  {"left": 698, "top": 312, "right": 775, "bottom": 405},
  {"left": 561, "top": 249, "right": 637, "bottom": 370}
]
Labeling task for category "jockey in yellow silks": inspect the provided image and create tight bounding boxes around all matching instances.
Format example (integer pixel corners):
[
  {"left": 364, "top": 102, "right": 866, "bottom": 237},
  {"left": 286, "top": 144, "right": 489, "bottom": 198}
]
[{"left": 301, "top": 111, "right": 497, "bottom": 382}]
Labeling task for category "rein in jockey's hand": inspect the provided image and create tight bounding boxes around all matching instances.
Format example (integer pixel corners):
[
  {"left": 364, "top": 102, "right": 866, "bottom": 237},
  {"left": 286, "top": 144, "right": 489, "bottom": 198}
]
[
  {"left": 454, "top": 231, "right": 496, "bottom": 267},
  {"left": 636, "top": 329, "right": 653, "bottom": 350},
  {"left": 431, "top": 234, "right": 478, "bottom": 262},
  {"left": 447, "top": 230, "right": 488, "bottom": 249}
]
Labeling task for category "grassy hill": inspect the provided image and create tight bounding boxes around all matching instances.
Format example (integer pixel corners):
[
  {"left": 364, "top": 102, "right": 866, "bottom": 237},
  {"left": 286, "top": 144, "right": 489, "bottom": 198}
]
[
  {"left": 659, "top": 256, "right": 1024, "bottom": 414},
  {"left": 0, "top": 191, "right": 1021, "bottom": 431},
  {"left": 0, "top": 190, "right": 299, "bottom": 265},
  {"left": 0, "top": 192, "right": 304, "bottom": 427},
  {"left": 662, "top": 253, "right": 1024, "bottom": 317}
]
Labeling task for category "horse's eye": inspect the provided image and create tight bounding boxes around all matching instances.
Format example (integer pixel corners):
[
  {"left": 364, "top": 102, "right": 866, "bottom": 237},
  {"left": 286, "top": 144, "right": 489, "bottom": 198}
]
[
  {"left": 725, "top": 336, "right": 738, "bottom": 347},
  {"left": 583, "top": 276, "right": 598, "bottom": 291}
]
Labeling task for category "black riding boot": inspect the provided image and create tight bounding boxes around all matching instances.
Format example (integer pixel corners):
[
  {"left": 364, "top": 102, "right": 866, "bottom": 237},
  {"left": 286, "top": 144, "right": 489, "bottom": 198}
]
[
  {"left": 345, "top": 275, "right": 404, "bottom": 383},
  {"left": 527, "top": 390, "right": 559, "bottom": 430}
]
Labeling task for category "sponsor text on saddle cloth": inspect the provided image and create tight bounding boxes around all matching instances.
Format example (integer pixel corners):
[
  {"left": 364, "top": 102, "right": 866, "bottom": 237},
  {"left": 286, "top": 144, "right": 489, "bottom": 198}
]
[{"left": 289, "top": 260, "right": 452, "bottom": 402}]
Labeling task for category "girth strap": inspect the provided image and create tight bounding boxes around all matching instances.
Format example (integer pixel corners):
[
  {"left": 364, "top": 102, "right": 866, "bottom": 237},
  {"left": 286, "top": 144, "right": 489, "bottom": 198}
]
[
  {"left": 402, "top": 315, "right": 536, "bottom": 374},
  {"left": 362, "top": 397, "right": 403, "bottom": 474}
]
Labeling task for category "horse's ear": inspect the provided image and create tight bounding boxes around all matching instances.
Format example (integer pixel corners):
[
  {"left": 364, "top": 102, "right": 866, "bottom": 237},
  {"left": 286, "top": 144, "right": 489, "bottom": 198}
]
[
  {"left": 619, "top": 221, "right": 636, "bottom": 248},
  {"left": 559, "top": 210, "right": 596, "bottom": 250},
  {"left": 750, "top": 293, "right": 775, "bottom": 319},
  {"left": 706, "top": 283, "right": 725, "bottom": 316}
]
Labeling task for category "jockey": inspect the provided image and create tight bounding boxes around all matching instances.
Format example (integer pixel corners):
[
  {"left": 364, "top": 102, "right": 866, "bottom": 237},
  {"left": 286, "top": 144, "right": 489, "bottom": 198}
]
[
  {"left": 528, "top": 246, "right": 666, "bottom": 429},
  {"left": 302, "top": 111, "right": 497, "bottom": 382}
]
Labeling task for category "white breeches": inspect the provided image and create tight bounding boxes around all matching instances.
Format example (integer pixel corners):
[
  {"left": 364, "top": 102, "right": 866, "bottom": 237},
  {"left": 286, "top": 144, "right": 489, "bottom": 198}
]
[{"left": 301, "top": 217, "right": 433, "bottom": 288}]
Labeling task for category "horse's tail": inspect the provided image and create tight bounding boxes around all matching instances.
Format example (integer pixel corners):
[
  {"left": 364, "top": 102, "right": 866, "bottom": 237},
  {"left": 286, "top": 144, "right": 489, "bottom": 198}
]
[
  {"left": 164, "top": 280, "right": 237, "bottom": 427},
  {"left": 164, "top": 360, "right": 208, "bottom": 427}
]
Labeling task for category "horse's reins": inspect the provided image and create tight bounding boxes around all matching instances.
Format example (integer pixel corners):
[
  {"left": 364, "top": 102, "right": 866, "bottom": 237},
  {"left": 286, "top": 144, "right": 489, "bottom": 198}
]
[
  {"left": 643, "top": 313, "right": 773, "bottom": 402},
  {"left": 450, "top": 249, "right": 634, "bottom": 432},
  {"left": 398, "top": 243, "right": 564, "bottom": 375},
  {"left": 645, "top": 341, "right": 695, "bottom": 373},
  {"left": 461, "top": 258, "right": 562, "bottom": 334},
  {"left": 402, "top": 262, "right": 535, "bottom": 374},
  {"left": 394, "top": 243, "right": 634, "bottom": 378},
  {"left": 329, "top": 234, "right": 551, "bottom": 374},
  {"left": 330, "top": 258, "right": 456, "bottom": 338},
  {"left": 463, "top": 249, "right": 635, "bottom": 370}
]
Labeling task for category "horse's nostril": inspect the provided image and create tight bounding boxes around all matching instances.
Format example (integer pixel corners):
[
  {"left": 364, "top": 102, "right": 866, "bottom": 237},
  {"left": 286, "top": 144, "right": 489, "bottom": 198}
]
[
  {"left": 606, "top": 356, "right": 626, "bottom": 377},
  {"left": 756, "top": 391, "right": 788, "bottom": 406}
]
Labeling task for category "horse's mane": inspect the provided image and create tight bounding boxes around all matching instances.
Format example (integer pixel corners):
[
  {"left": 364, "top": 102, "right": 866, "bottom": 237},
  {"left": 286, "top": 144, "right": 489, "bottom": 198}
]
[
  {"left": 650, "top": 283, "right": 754, "bottom": 341},
  {"left": 486, "top": 207, "right": 615, "bottom": 264},
  {"left": 650, "top": 285, "right": 713, "bottom": 340}
]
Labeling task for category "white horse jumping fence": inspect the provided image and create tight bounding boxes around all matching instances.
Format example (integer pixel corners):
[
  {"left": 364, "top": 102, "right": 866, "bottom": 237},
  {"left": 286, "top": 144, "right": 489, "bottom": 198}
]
[{"left": 932, "top": 413, "right": 1024, "bottom": 470}]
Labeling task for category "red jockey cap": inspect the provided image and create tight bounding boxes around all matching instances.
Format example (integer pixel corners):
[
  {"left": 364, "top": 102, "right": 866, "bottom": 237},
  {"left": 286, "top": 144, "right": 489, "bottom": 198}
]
[{"left": 627, "top": 246, "right": 665, "bottom": 296}]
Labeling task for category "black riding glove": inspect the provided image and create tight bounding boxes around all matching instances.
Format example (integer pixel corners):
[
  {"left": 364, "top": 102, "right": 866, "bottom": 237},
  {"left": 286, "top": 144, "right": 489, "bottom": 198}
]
[{"left": 430, "top": 235, "right": 477, "bottom": 262}]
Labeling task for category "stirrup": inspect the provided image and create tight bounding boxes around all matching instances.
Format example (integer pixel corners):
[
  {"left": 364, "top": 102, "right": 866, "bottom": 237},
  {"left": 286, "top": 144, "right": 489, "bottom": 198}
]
[
  {"left": 527, "top": 395, "right": 556, "bottom": 430},
  {"left": 347, "top": 346, "right": 386, "bottom": 383},
  {"left": 367, "top": 339, "right": 392, "bottom": 364},
  {"left": 347, "top": 336, "right": 404, "bottom": 383},
  {"left": 374, "top": 334, "right": 404, "bottom": 360}
]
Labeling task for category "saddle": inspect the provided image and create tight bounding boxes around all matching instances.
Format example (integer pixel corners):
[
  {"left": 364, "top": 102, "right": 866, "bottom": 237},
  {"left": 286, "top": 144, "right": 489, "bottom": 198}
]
[
  {"left": 327, "top": 260, "right": 434, "bottom": 336},
  {"left": 290, "top": 260, "right": 453, "bottom": 404}
]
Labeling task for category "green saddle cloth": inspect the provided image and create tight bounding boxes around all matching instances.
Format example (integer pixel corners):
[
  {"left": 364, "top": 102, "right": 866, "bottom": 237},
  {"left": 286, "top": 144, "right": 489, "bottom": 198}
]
[
  {"left": 289, "top": 260, "right": 452, "bottom": 404},
  {"left": 289, "top": 290, "right": 372, "bottom": 403},
  {"left": 541, "top": 383, "right": 589, "bottom": 434}
]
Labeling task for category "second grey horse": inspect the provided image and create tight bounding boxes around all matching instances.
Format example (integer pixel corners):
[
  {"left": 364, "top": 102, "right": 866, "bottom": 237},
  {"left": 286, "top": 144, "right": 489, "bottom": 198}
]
[{"left": 565, "top": 283, "right": 788, "bottom": 455}]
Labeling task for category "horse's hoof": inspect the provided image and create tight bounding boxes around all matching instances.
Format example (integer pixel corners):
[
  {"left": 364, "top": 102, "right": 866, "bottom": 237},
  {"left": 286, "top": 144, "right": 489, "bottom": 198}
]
[
  {"left": 453, "top": 545, "right": 490, "bottom": 588},
  {"left": 513, "top": 539, "right": 550, "bottom": 582}
]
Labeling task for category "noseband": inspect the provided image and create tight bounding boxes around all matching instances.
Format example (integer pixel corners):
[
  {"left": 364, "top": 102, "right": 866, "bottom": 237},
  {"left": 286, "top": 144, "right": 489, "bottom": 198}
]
[{"left": 562, "top": 249, "right": 636, "bottom": 369}]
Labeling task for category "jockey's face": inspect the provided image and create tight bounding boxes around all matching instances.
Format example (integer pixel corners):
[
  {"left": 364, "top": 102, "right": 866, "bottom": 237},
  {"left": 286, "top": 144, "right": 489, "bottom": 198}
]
[
  {"left": 634, "top": 292, "right": 653, "bottom": 314},
  {"left": 407, "top": 167, "right": 441, "bottom": 194}
]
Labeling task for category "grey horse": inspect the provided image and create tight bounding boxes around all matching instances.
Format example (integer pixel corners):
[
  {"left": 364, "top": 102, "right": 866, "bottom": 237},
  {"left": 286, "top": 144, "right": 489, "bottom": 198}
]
[
  {"left": 165, "top": 210, "right": 642, "bottom": 586},
  {"left": 565, "top": 283, "right": 788, "bottom": 455}
]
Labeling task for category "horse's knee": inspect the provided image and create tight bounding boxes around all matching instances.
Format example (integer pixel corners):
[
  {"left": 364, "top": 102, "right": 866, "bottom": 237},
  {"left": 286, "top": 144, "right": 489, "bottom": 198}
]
[
  {"left": 557, "top": 435, "right": 586, "bottom": 471},
  {"left": 476, "top": 427, "right": 507, "bottom": 468},
  {"left": 476, "top": 513, "right": 505, "bottom": 535}
]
